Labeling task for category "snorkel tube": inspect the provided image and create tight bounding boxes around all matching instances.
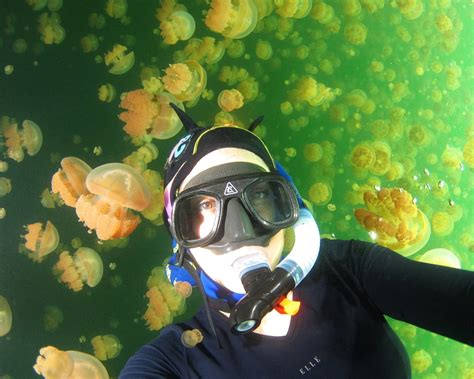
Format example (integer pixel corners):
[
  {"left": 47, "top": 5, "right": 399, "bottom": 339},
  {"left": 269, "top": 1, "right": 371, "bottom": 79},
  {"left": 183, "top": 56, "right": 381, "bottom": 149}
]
[{"left": 229, "top": 163, "right": 321, "bottom": 334}]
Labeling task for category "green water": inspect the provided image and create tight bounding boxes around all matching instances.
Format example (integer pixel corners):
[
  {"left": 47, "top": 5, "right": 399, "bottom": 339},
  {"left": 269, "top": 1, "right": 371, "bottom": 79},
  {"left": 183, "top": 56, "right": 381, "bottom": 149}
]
[{"left": 0, "top": 0, "right": 473, "bottom": 377}]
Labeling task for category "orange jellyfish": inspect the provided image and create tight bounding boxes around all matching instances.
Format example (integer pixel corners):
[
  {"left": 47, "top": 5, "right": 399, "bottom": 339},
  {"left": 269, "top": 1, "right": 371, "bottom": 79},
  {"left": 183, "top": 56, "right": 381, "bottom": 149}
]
[
  {"left": 418, "top": 248, "right": 461, "bottom": 269},
  {"left": 118, "top": 89, "right": 159, "bottom": 137},
  {"left": 396, "top": 0, "right": 424, "bottom": 20},
  {"left": 53, "top": 248, "right": 104, "bottom": 292},
  {"left": 1, "top": 119, "right": 43, "bottom": 162},
  {"left": 38, "top": 12, "right": 65, "bottom": 45},
  {"left": 40, "top": 187, "right": 63, "bottom": 208},
  {"left": 174, "top": 281, "right": 193, "bottom": 299},
  {"left": 51, "top": 157, "right": 92, "bottom": 207},
  {"left": 303, "top": 143, "right": 323, "bottom": 162},
  {"left": 22, "top": 221, "right": 60, "bottom": 262},
  {"left": 91, "top": 334, "right": 123, "bottom": 361},
  {"left": 344, "top": 21, "right": 368, "bottom": 45},
  {"left": 441, "top": 146, "right": 463, "bottom": 170},
  {"left": 162, "top": 61, "right": 207, "bottom": 103},
  {"left": 140, "top": 169, "right": 165, "bottom": 225},
  {"left": 350, "top": 142, "right": 376, "bottom": 170},
  {"left": 147, "top": 93, "right": 184, "bottom": 140},
  {"left": 308, "top": 182, "right": 332, "bottom": 206},
  {"left": 217, "top": 89, "right": 244, "bottom": 112},
  {"left": 123, "top": 144, "right": 159, "bottom": 173},
  {"left": 75, "top": 163, "right": 151, "bottom": 240},
  {"left": 369, "top": 141, "right": 391, "bottom": 176},
  {"left": 255, "top": 39, "right": 273, "bottom": 60},
  {"left": 104, "top": 44, "right": 135, "bottom": 75},
  {"left": 0, "top": 295, "right": 12, "bottom": 337},
  {"left": 275, "top": 0, "right": 312, "bottom": 18},
  {"left": 181, "top": 329, "right": 204, "bottom": 348},
  {"left": 205, "top": 0, "right": 258, "bottom": 39},
  {"left": 33, "top": 346, "right": 109, "bottom": 378},
  {"left": 98, "top": 83, "right": 116, "bottom": 103},
  {"left": 410, "top": 349, "right": 432, "bottom": 374},
  {"left": 143, "top": 266, "right": 187, "bottom": 331},
  {"left": 21, "top": 119, "right": 43, "bottom": 156},
  {"left": 288, "top": 76, "right": 336, "bottom": 108},
  {"left": 160, "top": 11, "right": 196, "bottom": 45},
  {"left": 354, "top": 187, "right": 431, "bottom": 256},
  {"left": 431, "top": 211, "right": 454, "bottom": 237}
]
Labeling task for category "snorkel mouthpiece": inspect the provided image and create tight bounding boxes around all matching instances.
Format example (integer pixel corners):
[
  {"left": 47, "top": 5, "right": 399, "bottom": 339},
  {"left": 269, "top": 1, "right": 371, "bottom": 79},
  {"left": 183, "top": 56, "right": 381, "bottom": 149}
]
[
  {"left": 230, "top": 267, "right": 297, "bottom": 334},
  {"left": 230, "top": 208, "right": 319, "bottom": 334}
]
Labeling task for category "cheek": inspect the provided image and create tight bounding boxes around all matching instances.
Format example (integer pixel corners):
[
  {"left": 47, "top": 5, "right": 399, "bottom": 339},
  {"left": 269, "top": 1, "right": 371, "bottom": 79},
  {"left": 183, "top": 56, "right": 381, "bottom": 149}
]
[
  {"left": 188, "top": 248, "right": 223, "bottom": 278},
  {"left": 267, "top": 229, "right": 285, "bottom": 267}
]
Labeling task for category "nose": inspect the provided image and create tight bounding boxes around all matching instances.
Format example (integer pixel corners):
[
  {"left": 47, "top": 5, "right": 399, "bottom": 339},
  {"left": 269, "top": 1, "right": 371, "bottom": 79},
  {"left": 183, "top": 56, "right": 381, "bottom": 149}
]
[{"left": 222, "top": 198, "right": 256, "bottom": 242}]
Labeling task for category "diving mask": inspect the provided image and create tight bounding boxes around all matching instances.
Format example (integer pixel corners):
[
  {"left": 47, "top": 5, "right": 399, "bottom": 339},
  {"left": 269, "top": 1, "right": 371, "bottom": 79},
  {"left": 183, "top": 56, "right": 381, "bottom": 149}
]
[{"left": 171, "top": 171, "right": 300, "bottom": 249}]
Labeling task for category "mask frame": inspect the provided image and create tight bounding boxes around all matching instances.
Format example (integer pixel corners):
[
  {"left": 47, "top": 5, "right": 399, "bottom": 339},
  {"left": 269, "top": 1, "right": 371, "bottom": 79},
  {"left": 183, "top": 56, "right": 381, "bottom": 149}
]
[{"left": 171, "top": 172, "right": 300, "bottom": 248}]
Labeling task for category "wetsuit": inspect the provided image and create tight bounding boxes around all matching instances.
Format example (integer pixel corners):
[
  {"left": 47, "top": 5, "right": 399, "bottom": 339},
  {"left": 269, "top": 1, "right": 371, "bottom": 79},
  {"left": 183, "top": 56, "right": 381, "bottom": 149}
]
[{"left": 120, "top": 239, "right": 474, "bottom": 379}]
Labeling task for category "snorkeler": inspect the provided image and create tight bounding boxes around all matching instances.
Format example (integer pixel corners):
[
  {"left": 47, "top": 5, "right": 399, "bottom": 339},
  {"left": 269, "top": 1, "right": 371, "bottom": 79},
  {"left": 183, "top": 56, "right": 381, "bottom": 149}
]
[{"left": 120, "top": 106, "right": 474, "bottom": 379}]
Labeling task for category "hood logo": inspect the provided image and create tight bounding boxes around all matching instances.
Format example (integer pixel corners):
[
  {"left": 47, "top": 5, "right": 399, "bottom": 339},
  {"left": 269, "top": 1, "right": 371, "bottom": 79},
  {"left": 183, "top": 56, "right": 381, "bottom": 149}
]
[
  {"left": 167, "top": 134, "right": 192, "bottom": 165},
  {"left": 224, "top": 182, "right": 238, "bottom": 196}
]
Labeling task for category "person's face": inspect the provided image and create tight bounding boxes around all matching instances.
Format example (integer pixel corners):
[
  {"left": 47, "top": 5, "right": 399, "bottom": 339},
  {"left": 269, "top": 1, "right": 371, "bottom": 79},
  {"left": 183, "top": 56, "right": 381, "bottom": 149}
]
[{"left": 178, "top": 148, "right": 285, "bottom": 293}]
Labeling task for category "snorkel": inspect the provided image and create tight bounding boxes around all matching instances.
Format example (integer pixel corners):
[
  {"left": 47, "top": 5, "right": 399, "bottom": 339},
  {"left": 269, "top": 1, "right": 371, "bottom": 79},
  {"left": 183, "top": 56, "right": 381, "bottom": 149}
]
[
  {"left": 164, "top": 104, "right": 321, "bottom": 338},
  {"left": 229, "top": 163, "right": 320, "bottom": 333}
]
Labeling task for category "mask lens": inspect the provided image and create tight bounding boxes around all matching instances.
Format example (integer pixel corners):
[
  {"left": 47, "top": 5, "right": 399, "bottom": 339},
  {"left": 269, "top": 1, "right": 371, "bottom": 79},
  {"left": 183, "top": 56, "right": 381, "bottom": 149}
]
[
  {"left": 245, "top": 179, "right": 295, "bottom": 226},
  {"left": 175, "top": 194, "right": 219, "bottom": 244}
]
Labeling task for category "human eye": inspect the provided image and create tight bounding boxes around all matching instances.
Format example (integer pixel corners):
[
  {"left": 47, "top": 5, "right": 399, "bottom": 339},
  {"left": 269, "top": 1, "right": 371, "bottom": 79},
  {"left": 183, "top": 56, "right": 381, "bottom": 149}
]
[
  {"left": 198, "top": 198, "right": 215, "bottom": 212},
  {"left": 250, "top": 183, "right": 271, "bottom": 201}
]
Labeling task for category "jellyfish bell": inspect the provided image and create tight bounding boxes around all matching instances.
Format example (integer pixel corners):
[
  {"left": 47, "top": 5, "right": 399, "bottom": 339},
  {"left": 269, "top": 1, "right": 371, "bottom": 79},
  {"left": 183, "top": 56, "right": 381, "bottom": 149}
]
[
  {"left": 76, "top": 163, "right": 151, "bottom": 240},
  {"left": 73, "top": 247, "right": 104, "bottom": 288},
  {"left": 0, "top": 177, "right": 11, "bottom": 197},
  {"left": 91, "top": 334, "right": 122, "bottom": 361},
  {"left": 2, "top": 121, "right": 24, "bottom": 162},
  {"left": 355, "top": 188, "right": 431, "bottom": 257},
  {"left": 396, "top": 210, "right": 431, "bottom": 257},
  {"left": 418, "top": 248, "right": 461, "bottom": 269},
  {"left": 21, "top": 120, "right": 43, "bottom": 156},
  {"left": 23, "top": 221, "right": 60, "bottom": 261},
  {"left": 105, "top": 0, "right": 127, "bottom": 19},
  {"left": 217, "top": 89, "right": 244, "bottom": 112},
  {"left": 162, "top": 60, "right": 207, "bottom": 102},
  {"left": 109, "top": 50, "right": 134, "bottom": 75},
  {"left": 174, "top": 281, "right": 192, "bottom": 298},
  {"left": 86, "top": 163, "right": 151, "bottom": 211},
  {"left": 34, "top": 346, "right": 109, "bottom": 379},
  {"left": 181, "top": 329, "right": 204, "bottom": 348},
  {"left": 205, "top": 0, "right": 258, "bottom": 39},
  {"left": 161, "top": 11, "right": 196, "bottom": 45},
  {"left": 148, "top": 93, "right": 184, "bottom": 140},
  {"left": 98, "top": 83, "right": 116, "bottom": 103},
  {"left": 104, "top": 44, "right": 134, "bottom": 75},
  {"left": 51, "top": 157, "right": 92, "bottom": 207},
  {"left": 54, "top": 248, "right": 104, "bottom": 291},
  {"left": 0, "top": 295, "right": 12, "bottom": 337}
]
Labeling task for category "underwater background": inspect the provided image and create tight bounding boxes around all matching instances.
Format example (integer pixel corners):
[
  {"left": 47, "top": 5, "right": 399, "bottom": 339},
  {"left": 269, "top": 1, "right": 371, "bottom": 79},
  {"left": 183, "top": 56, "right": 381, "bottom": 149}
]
[{"left": 0, "top": 0, "right": 473, "bottom": 377}]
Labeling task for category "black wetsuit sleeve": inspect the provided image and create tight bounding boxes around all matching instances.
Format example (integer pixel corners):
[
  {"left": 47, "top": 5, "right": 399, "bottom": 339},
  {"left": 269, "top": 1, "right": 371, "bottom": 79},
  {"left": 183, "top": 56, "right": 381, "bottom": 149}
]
[
  {"left": 350, "top": 240, "right": 474, "bottom": 346},
  {"left": 119, "top": 332, "right": 184, "bottom": 379}
]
